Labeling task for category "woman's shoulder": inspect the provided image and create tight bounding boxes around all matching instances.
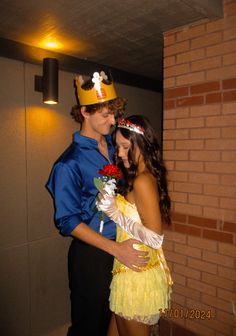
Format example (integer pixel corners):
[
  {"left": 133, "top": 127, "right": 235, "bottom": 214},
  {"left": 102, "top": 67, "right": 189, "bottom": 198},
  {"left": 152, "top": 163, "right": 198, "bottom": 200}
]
[{"left": 133, "top": 171, "right": 156, "bottom": 192}]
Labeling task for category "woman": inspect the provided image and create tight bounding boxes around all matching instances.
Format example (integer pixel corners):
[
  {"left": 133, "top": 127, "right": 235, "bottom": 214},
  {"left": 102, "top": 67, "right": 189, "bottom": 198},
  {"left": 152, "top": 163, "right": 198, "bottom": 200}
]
[{"left": 98, "top": 115, "right": 172, "bottom": 336}]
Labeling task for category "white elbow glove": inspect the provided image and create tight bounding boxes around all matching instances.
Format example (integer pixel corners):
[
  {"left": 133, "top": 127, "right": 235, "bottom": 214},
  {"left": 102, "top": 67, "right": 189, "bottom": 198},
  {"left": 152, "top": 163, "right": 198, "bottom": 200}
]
[{"left": 97, "top": 192, "right": 164, "bottom": 249}]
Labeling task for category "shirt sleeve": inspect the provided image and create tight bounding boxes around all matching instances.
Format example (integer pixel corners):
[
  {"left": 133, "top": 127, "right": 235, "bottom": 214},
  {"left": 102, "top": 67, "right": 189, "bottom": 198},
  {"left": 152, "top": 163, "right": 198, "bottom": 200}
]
[{"left": 47, "top": 162, "right": 83, "bottom": 236}]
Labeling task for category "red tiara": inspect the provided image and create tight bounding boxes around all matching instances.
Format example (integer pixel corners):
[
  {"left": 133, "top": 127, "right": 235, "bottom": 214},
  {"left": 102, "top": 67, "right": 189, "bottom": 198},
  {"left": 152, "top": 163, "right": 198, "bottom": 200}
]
[{"left": 118, "top": 118, "right": 144, "bottom": 135}]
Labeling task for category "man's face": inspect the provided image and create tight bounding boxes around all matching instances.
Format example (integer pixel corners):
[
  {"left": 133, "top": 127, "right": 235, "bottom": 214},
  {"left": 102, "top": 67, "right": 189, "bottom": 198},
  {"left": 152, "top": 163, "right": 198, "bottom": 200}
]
[{"left": 87, "top": 106, "right": 115, "bottom": 136}]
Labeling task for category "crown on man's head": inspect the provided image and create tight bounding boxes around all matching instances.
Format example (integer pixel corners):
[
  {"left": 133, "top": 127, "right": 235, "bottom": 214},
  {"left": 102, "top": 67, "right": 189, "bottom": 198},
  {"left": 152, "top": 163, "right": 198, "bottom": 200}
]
[{"left": 75, "top": 71, "right": 117, "bottom": 106}]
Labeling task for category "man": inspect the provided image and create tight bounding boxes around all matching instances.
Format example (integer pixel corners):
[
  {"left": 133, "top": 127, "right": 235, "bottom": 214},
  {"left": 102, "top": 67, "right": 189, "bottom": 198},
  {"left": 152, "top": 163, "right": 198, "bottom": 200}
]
[{"left": 46, "top": 71, "right": 148, "bottom": 336}]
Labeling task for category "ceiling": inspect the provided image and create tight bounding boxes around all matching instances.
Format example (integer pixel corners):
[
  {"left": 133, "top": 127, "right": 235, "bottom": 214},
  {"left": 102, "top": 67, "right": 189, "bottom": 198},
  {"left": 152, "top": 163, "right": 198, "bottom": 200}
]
[{"left": 0, "top": 0, "right": 223, "bottom": 82}]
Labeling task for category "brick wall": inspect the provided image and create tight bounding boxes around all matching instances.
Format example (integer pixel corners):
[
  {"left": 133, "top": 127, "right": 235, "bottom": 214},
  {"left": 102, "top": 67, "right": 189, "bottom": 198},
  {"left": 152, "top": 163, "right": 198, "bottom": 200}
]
[{"left": 163, "top": 1, "right": 236, "bottom": 335}]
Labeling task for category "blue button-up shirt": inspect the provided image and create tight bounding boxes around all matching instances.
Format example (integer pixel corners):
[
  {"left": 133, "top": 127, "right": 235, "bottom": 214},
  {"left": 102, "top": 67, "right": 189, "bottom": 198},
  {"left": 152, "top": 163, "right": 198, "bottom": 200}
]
[{"left": 46, "top": 131, "right": 116, "bottom": 239}]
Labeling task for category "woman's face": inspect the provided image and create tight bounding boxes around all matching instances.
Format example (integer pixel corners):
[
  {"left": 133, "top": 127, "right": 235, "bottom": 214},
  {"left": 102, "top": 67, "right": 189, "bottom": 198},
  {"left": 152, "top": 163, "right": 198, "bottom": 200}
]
[{"left": 116, "top": 129, "right": 140, "bottom": 168}]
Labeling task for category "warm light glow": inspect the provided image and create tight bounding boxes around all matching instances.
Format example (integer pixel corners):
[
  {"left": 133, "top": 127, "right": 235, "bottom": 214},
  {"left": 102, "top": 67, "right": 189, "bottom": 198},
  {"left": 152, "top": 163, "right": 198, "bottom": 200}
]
[
  {"left": 44, "top": 100, "right": 58, "bottom": 105},
  {"left": 39, "top": 38, "right": 63, "bottom": 50}
]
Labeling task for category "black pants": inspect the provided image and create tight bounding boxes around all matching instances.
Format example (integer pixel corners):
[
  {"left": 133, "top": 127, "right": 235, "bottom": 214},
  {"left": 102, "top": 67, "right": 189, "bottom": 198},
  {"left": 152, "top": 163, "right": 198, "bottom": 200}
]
[{"left": 67, "top": 239, "right": 114, "bottom": 336}]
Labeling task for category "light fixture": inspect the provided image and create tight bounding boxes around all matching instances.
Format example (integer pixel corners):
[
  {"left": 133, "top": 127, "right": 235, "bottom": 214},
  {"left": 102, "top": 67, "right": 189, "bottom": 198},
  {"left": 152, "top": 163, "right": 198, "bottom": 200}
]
[{"left": 34, "top": 58, "right": 59, "bottom": 104}]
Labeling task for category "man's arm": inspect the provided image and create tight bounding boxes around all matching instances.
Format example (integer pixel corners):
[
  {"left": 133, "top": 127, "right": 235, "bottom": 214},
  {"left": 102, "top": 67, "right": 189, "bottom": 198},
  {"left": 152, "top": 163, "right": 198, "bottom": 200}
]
[{"left": 71, "top": 223, "right": 149, "bottom": 271}]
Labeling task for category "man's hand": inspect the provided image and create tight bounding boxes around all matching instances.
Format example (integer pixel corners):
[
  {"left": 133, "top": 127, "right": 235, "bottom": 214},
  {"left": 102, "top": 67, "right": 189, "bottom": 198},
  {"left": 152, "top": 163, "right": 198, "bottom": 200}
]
[{"left": 114, "top": 238, "right": 149, "bottom": 272}]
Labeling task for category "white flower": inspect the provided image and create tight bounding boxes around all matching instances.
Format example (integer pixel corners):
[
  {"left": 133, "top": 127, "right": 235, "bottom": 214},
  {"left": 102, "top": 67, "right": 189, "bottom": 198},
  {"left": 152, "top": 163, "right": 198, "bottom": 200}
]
[{"left": 103, "top": 178, "right": 117, "bottom": 195}]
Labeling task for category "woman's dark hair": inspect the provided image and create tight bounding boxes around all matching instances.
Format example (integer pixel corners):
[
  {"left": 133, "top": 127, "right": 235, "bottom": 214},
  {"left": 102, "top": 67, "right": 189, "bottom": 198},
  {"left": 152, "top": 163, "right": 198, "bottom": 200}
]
[
  {"left": 114, "top": 115, "right": 171, "bottom": 224},
  {"left": 71, "top": 77, "right": 126, "bottom": 124}
]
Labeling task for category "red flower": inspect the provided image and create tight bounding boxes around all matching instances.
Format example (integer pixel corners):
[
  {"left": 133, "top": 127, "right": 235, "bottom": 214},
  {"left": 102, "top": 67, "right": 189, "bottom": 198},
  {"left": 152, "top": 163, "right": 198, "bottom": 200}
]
[{"left": 99, "top": 164, "right": 122, "bottom": 180}]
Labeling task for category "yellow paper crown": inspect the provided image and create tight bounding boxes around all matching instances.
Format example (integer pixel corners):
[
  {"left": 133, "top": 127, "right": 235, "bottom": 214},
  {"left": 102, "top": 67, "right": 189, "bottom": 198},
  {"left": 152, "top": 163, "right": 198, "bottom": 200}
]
[{"left": 75, "top": 71, "right": 117, "bottom": 106}]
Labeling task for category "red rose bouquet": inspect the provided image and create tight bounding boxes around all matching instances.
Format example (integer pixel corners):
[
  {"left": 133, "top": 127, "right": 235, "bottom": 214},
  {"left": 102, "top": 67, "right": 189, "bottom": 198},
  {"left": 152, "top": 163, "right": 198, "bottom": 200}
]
[{"left": 94, "top": 164, "right": 122, "bottom": 233}]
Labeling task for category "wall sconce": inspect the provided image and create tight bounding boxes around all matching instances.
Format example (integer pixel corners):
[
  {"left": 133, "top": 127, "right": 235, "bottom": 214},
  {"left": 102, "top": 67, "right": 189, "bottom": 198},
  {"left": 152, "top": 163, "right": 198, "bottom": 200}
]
[{"left": 34, "top": 58, "right": 59, "bottom": 104}]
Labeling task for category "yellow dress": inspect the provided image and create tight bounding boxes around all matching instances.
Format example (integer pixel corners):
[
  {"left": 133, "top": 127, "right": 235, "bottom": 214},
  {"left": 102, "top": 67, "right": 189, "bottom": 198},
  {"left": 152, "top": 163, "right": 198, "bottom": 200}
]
[{"left": 109, "top": 194, "right": 172, "bottom": 325}]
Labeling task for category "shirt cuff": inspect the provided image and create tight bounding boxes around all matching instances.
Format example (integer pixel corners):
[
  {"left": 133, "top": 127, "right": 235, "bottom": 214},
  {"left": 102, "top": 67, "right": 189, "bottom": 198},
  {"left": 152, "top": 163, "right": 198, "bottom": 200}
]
[{"left": 57, "top": 214, "right": 83, "bottom": 236}]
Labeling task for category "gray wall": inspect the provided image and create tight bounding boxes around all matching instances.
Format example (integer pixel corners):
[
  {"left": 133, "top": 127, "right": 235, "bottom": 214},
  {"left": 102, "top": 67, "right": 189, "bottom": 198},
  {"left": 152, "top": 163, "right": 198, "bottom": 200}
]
[{"left": 0, "top": 56, "right": 162, "bottom": 336}]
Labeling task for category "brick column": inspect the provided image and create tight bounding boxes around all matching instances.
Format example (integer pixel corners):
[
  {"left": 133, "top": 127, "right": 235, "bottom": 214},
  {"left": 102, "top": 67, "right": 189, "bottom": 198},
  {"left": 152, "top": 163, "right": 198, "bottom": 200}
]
[{"left": 162, "top": 1, "right": 236, "bottom": 335}]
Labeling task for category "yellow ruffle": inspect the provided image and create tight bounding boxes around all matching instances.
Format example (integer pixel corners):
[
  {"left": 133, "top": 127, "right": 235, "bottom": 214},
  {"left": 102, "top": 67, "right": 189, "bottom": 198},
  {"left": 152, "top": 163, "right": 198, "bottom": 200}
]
[{"left": 109, "top": 194, "right": 173, "bottom": 325}]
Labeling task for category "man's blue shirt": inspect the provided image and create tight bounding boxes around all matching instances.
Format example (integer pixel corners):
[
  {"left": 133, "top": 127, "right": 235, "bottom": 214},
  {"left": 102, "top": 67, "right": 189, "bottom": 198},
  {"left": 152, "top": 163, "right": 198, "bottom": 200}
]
[{"left": 46, "top": 131, "right": 116, "bottom": 239}]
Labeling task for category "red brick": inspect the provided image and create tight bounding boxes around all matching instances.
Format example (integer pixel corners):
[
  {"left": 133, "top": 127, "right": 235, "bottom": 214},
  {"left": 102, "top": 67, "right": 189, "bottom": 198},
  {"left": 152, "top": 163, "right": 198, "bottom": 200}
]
[
  {"left": 219, "top": 242, "right": 236, "bottom": 258},
  {"left": 177, "top": 71, "right": 205, "bottom": 86},
  {"left": 190, "top": 128, "right": 221, "bottom": 139},
  {"left": 223, "top": 52, "right": 236, "bottom": 66},
  {"left": 202, "top": 251, "right": 234, "bottom": 267},
  {"left": 207, "top": 40, "right": 236, "bottom": 57},
  {"left": 189, "top": 194, "right": 218, "bottom": 207},
  {"left": 217, "top": 288, "right": 236, "bottom": 302},
  {"left": 220, "top": 197, "right": 236, "bottom": 210},
  {"left": 186, "top": 320, "right": 215, "bottom": 336},
  {"left": 202, "top": 294, "right": 232, "bottom": 313},
  {"left": 168, "top": 171, "right": 188, "bottom": 182},
  {"left": 163, "top": 150, "right": 188, "bottom": 160},
  {"left": 164, "top": 106, "right": 190, "bottom": 119},
  {"left": 190, "top": 104, "right": 221, "bottom": 117},
  {"left": 206, "top": 139, "right": 236, "bottom": 150},
  {"left": 164, "top": 99, "right": 175, "bottom": 110},
  {"left": 188, "top": 216, "right": 217, "bottom": 229},
  {"left": 164, "top": 40, "right": 189, "bottom": 57},
  {"left": 207, "top": 18, "right": 224, "bottom": 33},
  {"left": 204, "top": 184, "right": 235, "bottom": 197},
  {"left": 222, "top": 126, "right": 236, "bottom": 137},
  {"left": 203, "top": 229, "right": 234, "bottom": 244},
  {"left": 224, "top": 26, "right": 236, "bottom": 41},
  {"left": 188, "top": 236, "right": 217, "bottom": 252},
  {"left": 165, "top": 63, "right": 190, "bottom": 77},
  {"left": 164, "top": 77, "right": 175, "bottom": 88},
  {"left": 225, "top": 2, "right": 236, "bottom": 16},
  {"left": 171, "top": 271, "right": 186, "bottom": 286},
  {"left": 202, "top": 272, "right": 234, "bottom": 291},
  {"left": 190, "top": 150, "right": 220, "bottom": 161},
  {"left": 223, "top": 90, "right": 236, "bottom": 102},
  {"left": 176, "top": 49, "right": 205, "bottom": 64},
  {"left": 187, "top": 278, "right": 216, "bottom": 296},
  {"left": 174, "top": 182, "right": 202, "bottom": 194},
  {"left": 191, "top": 56, "right": 221, "bottom": 72},
  {"left": 165, "top": 230, "right": 187, "bottom": 244},
  {"left": 203, "top": 207, "right": 236, "bottom": 223},
  {"left": 176, "top": 24, "right": 206, "bottom": 42},
  {"left": 175, "top": 223, "right": 201, "bottom": 237},
  {"left": 163, "top": 55, "right": 175, "bottom": 68},
  {"left": 176, "top": 96, "right": 204, "bottom": 107},
  {"left": 206, "top": 115, "right": 236, "bottom": 127},
  {"left": 163, "top": 140, "right": 175, "bottom": 150},
  {"left": 174, "top": 203, "right": 202, "bottom": 217},
  {"left": 217, "top": 310, "right": 236, "bottom": 327},
  {"left": 163, "top": 129, "right": 189, "bottom": 140},
  {"left": 206, "top": 92, "right": 222, "bottom": 104},
  {"left": 165, "top": 87, "right": 189, "bottom": 99},
  {"left": 172, "top": 212, "right": 187, "bottom": 223},
  {"left": 222, "top": 151, "right": 236, "bottom": 161},
  {"left": 170, "top": 191, "right": 187, "bottom": 203},
  {"left": 171, "top": 292, "right": 186, "bottom": 306},
  {"left": 163, "top": 119, "right": 175, "bottom": 129},
  {"left": 218, "top": 265, "right": 236, "bottom": 281},
  {"left": 176, "top": 161, "right": 203, "bottom": 172},
  {"left": 192, "top": 32, "right": 222, "bottom": 49},
  {"left": 174, "top": 283, "right": 200, "bottom": 300},
  {"left": 190, "top": 81, "right": 220, "bottom": 94},
  {"left": 205, "top": 162, "right": 236, "bottom": 174},
  {"left": 176, "top": 139, "right": 204, "bottom": 150},
  {"left": 223, "top": 78, "right": 236, "bottom": 90},
  {"left": 221, "top": 174, "right": 236, "bottom": 186},
  {"left": 189, "top": 173, "right": 219, "bottom": 184},
  {"left": 163, "top": 33, "right": 176, "bottom": 46},
  {"left": 223, "top": 222, "right": 236, "bottom": 232},
  {"left": 176, "top": 117, "right": 204, "bottom": 128},
  {"left": 207, "top": 65, "right": 236, "bottom": 81},
  {"left": 174, "top": 243, "right": 201, "bottom": 258},
  {"left": 188, "top": 257, "right": 217, "bottom": 274},
  {"left": 174, "top": 263, "right": 201, "bottom": 280},
  {"left": 164, "top": 250, "right": 187, "bottom": 265}
]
